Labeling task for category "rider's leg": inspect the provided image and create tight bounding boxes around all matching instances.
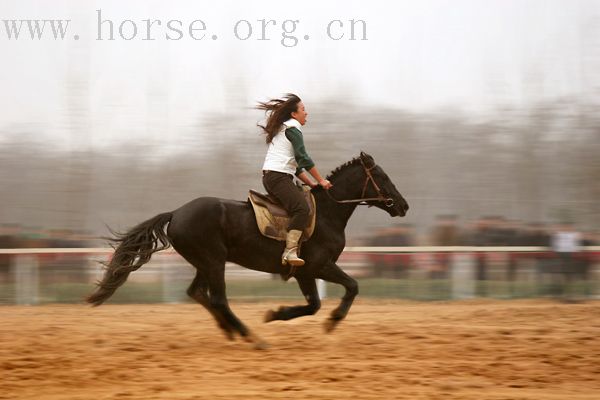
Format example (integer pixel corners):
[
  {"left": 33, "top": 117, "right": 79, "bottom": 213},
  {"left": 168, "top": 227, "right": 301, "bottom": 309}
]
[{"left": 262, "top": 171, "right": 309, "bottom": 266}]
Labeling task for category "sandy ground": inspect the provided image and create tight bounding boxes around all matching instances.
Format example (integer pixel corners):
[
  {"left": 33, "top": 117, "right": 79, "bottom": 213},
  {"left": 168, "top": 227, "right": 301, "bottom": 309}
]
[{"left": 1, "top": 299, "right": 599, "bottom": 400}]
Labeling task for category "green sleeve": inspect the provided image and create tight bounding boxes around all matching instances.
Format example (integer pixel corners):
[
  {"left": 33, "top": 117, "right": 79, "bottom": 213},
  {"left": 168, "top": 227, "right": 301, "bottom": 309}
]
[{"left": 285, "top": 127, "right": 315, "bottom": 175}]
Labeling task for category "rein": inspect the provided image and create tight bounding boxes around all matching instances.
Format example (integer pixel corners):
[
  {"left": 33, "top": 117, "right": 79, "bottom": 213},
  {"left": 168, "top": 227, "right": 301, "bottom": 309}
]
[{"left": 325, "top": 159, "right": 395, "bottom": 207}]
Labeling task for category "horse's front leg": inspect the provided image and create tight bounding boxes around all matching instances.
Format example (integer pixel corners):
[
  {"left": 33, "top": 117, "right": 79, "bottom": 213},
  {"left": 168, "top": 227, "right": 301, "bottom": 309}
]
[
  {"left": 317, "top": 262, "right": 358, "bottom": 333},
  {"left": 264, "top": 276, "right": 321, "bottom": 322}
]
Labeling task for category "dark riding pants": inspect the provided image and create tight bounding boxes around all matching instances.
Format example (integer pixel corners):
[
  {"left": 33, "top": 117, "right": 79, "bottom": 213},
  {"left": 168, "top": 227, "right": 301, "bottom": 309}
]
[{"left": 262, "top": 170, "right": 309, "bottom": 231}]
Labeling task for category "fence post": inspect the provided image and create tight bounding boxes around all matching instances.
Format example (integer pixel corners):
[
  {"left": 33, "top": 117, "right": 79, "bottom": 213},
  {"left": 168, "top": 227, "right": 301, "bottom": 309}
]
[
  {"left": 317, "top": 279, "right": 327, "bottom": 299},
  {"left": 161, "top": 255, "right": 180, "bottom": 304},
  {"left": 13, "top": 254, "right": 39, "bottom": 305},
  {"left": 451, "top": 252, "right": 475, "bottom": 299}
]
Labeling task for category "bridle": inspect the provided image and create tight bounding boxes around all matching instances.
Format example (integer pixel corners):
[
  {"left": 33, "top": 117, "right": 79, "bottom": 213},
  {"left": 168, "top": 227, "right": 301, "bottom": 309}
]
[{"left": 326, "top": 158, "right": 395, "bottom": 207}]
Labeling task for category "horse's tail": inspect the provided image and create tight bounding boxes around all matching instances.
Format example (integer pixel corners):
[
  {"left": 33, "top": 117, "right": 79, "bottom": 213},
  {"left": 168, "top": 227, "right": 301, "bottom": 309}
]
[{"left": 86, "top": 212, "right": 173, "bottom": 306}]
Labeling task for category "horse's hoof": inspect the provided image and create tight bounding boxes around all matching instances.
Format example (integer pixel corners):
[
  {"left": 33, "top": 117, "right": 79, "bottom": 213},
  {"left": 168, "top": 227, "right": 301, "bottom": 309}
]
[
  {"left": 323, "top": 318, "right": 339, "bottom": 333},
  {"left": 253, "top": 341, "right": 270, "bottom": 350},
  {"left": 244, "top": 331, "right": 269, "bottom": 350},
  {"left": 224, "top": 330, "right": 235, "bottom": 341},
  {"left": 264, "top": 309, "right": 276, "bottom": 323},
  {"left": 218, "top": 323, "right": 236, "bottom": 341}
]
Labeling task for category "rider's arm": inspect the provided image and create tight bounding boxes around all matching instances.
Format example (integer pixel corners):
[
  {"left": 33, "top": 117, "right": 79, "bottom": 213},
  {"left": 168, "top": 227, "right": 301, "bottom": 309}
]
[
  {"left": 305, "top": 166, "right": 330, "bottom": 188},
  {"left": 285, "top": 127, "right": 314, "bottom": 174},
  {"left": 285, "top": 127, "right": 332, "bottom": 189},
  {"left": 297, "top": 171, "right": 317, "bottom": 188}
]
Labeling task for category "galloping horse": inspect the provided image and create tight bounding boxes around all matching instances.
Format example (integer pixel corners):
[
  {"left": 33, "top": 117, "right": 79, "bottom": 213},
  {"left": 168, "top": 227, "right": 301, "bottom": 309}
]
[{"left": 87, "top": 152, "right": 409, "bottom": 348}]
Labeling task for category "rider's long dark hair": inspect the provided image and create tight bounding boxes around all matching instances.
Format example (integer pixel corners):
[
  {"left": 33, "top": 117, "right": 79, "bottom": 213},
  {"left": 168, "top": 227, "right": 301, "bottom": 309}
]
[{"left": 256, "top": 93, "right": 302, "bottom": 144}]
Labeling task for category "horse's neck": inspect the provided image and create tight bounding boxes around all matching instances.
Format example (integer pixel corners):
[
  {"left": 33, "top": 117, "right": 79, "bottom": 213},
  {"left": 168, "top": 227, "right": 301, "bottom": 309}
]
[{"left": 314, "top": 166, "right": 363, "bottom": 230}]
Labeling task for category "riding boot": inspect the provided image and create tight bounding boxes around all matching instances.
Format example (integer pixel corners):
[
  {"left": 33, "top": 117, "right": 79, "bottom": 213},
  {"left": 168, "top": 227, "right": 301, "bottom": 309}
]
[{"left": 282, "top": 229, "right": 305, "bottom": 267}]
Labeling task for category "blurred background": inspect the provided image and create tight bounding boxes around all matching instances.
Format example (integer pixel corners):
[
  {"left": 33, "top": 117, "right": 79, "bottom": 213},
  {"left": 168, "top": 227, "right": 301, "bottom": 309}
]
[{"left": 1, "top": 0, "right": 599, "bottom": 304}]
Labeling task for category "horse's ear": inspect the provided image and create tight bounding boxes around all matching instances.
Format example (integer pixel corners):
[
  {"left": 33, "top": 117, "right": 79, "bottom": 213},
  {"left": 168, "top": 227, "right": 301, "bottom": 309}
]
[{"left": 360, "top": 151, "right": 375, "bottom": 167}]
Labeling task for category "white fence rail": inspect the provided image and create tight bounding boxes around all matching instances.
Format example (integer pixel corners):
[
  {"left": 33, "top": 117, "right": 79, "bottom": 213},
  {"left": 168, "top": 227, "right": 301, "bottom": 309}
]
[{"left": 1, "top": 247, "right": 599, "bottom": 305}]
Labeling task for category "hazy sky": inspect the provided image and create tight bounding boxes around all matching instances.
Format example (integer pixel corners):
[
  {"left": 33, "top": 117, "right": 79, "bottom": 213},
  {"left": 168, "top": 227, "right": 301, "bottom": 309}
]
[{"left": 1, "top": 0, "right": 599, "bottom": 148}]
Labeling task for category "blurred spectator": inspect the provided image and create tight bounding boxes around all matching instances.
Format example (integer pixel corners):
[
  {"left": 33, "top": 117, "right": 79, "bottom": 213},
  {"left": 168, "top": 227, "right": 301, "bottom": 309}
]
[
  {"left": 485, "top": 216, "right": 510, "bottom": 245},
  {"left": 431, "top": 215, "right": 461, "bottom": 246},
  {"left": 519, "top": 222, "right": 550, "bottom": 246},
  {"left": 368, "top": 224, "right": 415, "bottom": 278},
  {"left": 19, "top": 226, "right": 48, "bottom": 248},
  {"left": 0, "top": 224, "right": 93, "bottom": 285},
  {"left": 581, "top": 230, "right": 598, "bottom": 247},
  {"left": 550, "top": 223, "right": 582, "bottom": 301},
  {"left": 578, "top": 230, "right": 598, "bottom": 296},
  {"left": 0, "top": 223, "right": 22, "bottom": 247},
  {"left": 514, "top": 222, "right": 552, "bottom": 294},
  {"left": 430, "top": 215, "right": 460, "bottom": 279},
  {"left": 505, "top": 220, "right": 524, "bottom": 292},
  {"left": 0, "top": 224, "right": 22, "bottom": 284},
  {"left": 467, "top": 217, "right": 492, "bottom": 295},
  {"left": 503, "top": 219, "right": 523, "bottom": 246},
  {"left": 47, "top": 228, "right": 90, "bottom": 248}
]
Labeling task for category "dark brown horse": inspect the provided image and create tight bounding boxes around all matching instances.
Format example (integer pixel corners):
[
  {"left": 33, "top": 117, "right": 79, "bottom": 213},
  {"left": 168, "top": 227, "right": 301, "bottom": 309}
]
[{"left": 87, "top": 152, "right": 408, "bottom": 348}]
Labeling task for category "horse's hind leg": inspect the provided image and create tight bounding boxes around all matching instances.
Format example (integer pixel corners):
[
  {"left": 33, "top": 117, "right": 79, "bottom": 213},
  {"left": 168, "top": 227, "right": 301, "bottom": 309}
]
[
  {"left": 186, "top": 269, "right": 235, "bottom": 340},
  {"left": 264, "top": 277, "right": 321, "bottom": 322},
  {"left": 204, "top": 261, "right": 269, "bottom": 349}
]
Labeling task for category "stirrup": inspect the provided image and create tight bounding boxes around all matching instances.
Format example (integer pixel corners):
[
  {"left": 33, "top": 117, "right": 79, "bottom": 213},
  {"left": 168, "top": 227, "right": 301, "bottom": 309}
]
[{"left": 282, "top": 247, "right": 305, "bottom": 267}]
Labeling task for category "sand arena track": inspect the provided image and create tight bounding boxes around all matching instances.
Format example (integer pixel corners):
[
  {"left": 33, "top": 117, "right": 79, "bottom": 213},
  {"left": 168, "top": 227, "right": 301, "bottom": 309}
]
[{"left": 1, "top": 300, "right": 599, "bottom": 400}]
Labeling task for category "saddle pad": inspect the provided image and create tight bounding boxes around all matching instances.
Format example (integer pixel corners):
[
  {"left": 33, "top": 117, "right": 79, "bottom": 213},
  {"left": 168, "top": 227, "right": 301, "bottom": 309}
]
[{"left": 248, "top": 188, "right": 316, "bottom": 242}]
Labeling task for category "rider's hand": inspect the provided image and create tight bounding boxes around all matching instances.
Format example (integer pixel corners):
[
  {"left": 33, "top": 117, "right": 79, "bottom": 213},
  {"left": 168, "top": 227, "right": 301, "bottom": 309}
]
[{"left": 319, "top": 179, "right": 333, "bottom": 190}]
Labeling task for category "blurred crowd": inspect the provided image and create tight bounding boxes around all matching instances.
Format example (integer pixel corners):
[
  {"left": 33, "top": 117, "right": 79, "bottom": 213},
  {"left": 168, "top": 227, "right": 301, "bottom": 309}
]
[
  {"left": 0, "top": 224, "right": 97, "bottom": 286},
  {"left": 366, "top": 215, "right": 598, "bottom": 248},
  {"left": 0, "top": 224, "right": 94, "bottom": 249},
  {"left": 365, "top": 216, "right": 598, "bottom": 299}
]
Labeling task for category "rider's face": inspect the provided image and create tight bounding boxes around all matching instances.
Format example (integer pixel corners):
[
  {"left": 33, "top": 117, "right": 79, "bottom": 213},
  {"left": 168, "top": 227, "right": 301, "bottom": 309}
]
[{"left": 291, "top": 102, "right": 308, "bottom": 125}]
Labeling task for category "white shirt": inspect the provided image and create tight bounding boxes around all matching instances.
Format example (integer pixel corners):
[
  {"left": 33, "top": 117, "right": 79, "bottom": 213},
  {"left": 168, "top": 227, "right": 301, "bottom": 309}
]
[{"left": 261, "top": 118, "right": 303, "bottom": 176}]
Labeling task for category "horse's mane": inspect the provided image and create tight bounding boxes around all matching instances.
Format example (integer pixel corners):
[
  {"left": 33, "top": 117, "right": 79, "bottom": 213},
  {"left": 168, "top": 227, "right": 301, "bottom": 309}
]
[{"left": 326, "top": 156, "right": 362, "bottom": 180}]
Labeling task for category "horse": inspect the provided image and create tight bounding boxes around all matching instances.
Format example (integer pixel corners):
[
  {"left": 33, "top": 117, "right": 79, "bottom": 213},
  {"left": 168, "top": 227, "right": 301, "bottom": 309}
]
[{"left": 86, "top": 152, "right": 409, "bottom": 348}]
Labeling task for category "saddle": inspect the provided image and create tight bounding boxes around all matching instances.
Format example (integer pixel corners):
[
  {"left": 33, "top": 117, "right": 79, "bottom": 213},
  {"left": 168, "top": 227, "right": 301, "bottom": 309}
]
[{"left": 248, "top": 186, "right": 316, "bottom": 242}]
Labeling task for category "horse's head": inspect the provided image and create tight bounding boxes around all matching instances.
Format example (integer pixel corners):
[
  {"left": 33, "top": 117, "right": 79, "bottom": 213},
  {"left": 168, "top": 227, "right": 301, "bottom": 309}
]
[{"left": 358, "top": 152, "right": 409, "bottom": 217}]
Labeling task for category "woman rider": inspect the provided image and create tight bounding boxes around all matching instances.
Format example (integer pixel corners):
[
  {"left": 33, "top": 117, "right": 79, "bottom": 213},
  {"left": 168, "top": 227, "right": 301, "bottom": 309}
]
[{"left": 257, "top": 94, "right": 333, "bottom": 267}]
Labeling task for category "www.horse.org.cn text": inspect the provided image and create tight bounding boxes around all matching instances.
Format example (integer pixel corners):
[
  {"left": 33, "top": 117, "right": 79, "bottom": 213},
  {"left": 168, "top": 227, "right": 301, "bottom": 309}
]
[{"left": 1, "top": 9, "right": 368, "bottom": 47}]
